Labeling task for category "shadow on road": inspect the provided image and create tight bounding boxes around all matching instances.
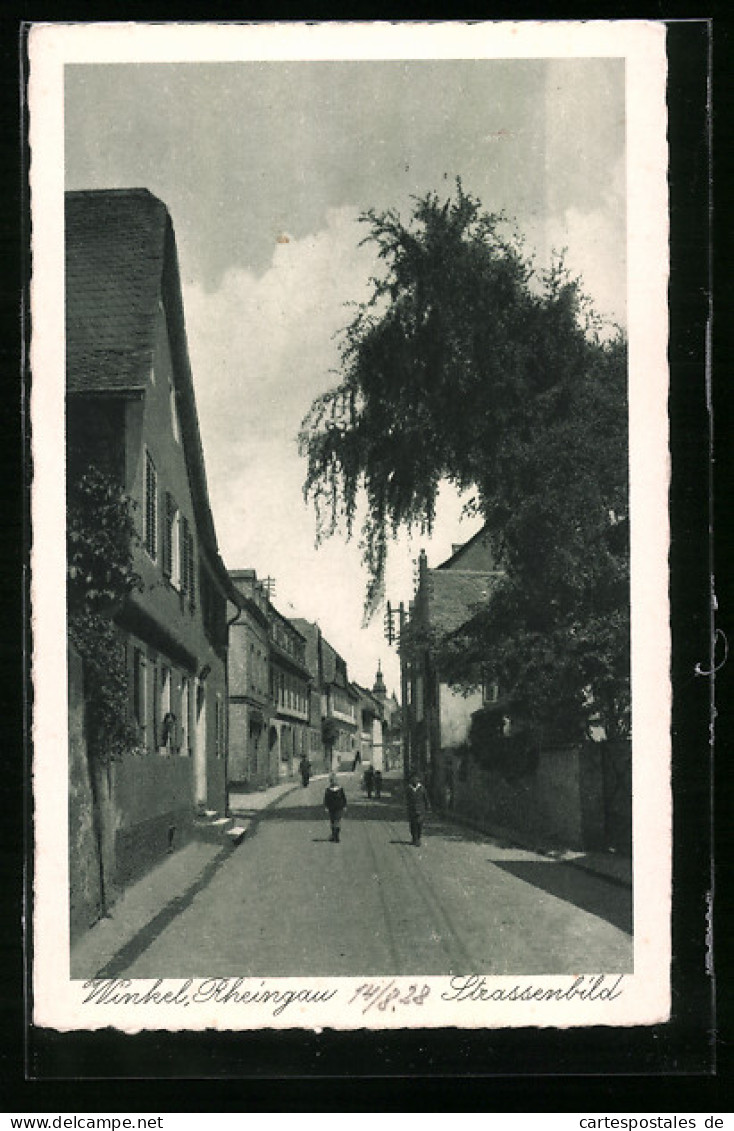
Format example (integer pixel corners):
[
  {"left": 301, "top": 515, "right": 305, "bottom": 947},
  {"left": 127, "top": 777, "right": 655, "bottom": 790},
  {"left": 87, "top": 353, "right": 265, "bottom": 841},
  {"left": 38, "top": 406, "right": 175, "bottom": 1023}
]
[
  {"left": 263, "top": 801, "right": 406, "bottom": 822},
  {"left": 492, "top": 860, "right": 633, "bottom": 935}
]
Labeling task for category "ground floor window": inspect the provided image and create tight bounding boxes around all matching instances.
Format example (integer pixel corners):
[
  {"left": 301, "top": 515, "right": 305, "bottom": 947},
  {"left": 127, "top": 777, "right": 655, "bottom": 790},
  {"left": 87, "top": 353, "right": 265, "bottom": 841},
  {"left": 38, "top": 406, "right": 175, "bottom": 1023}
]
[
  {"left": 180, "top": 676, "right": 190, "bottom": 756},
  {"left": 133, "top": 647, "right": 147, "bottom": 735}
]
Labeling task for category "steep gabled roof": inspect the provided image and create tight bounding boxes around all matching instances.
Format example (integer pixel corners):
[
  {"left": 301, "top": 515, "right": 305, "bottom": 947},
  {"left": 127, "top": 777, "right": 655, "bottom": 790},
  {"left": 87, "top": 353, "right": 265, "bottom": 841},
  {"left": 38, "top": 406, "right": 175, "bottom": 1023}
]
[
  {"left": 425, "top": 569, "right": 500, "bottom": 639},
  {"left": 437, "top": 524, "right": 495, "bottom": 572},
  {"left": 66, "top": 188, "right": 237, "bottom": 603},
  {"left": 66, "top": 189, "right": 167, "bottom": 395}
]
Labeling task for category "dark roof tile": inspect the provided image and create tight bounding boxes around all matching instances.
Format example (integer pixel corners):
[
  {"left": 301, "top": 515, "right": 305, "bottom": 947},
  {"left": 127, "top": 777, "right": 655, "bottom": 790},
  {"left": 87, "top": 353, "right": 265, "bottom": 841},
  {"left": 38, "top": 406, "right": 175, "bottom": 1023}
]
[
  {"left": 65, "top": 189, "right": 167, "bottom": 395},
  {"left": 426, "top": 569, "right": 500, "bottom": 637}
]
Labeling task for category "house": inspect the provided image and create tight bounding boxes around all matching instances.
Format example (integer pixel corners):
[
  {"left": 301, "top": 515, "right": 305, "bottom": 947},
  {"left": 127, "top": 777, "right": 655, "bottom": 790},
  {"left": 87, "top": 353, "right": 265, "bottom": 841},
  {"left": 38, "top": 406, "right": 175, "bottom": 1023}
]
[
  {"left": 228, "top": 570, "right": 272, "bottom": 791},
  {"left": 289, "top": 618, "right": 327, "bottom": 773},
  {"left": 403, "top": 527, "right": 630, "bottom": 854},
  {"left": 351, "top": 682, "right": 385, "bottom": 770},
  {"left": 370, "top": 663, "right": 403, "bottom": 773},
  {"left": 66, "top": 188, "right": 238, "bottom": 915},
  {"left": 289, "top": 619, "right": 361, "bottom": 772},
  {"left": 319, "top": 638, "right": 359, "bottom": 771},
  {"left": 267, "top": 603, "right": 311, "bottom": 780},
  {"left": 318, "top": 635, "right": 359, "bottom": 771},
  {"left": 401, "top": 528, "right": 503, "bottom": 806}
]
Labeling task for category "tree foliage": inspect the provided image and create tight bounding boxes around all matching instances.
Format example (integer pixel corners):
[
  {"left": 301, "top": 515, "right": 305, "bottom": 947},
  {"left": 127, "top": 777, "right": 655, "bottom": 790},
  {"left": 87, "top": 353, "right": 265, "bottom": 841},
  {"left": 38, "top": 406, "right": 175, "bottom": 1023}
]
[
  {"left": 67, "top": 464, "right": 143, "bottom": 762},
  {"left": 299, "top": 182, "right": 629, "bottom": 740},
  {"left": 321, "top": 716, "right": 340, "bottom": 748}
]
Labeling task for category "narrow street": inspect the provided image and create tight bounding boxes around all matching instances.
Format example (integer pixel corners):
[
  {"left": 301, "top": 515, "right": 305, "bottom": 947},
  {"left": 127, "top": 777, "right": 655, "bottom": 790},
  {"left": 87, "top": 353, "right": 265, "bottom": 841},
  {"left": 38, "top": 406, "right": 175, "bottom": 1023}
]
[{"left": 97, "top": 772, "right": 632, "bottom": 979}]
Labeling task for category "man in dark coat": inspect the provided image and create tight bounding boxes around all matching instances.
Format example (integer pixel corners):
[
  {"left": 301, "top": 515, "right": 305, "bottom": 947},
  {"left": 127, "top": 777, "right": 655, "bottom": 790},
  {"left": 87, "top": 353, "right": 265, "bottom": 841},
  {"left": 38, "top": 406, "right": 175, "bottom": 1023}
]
[
  {"left": 323, "top": 773, "right": 348, "bottom": 842},
  {"left": 406, "top": 770, "right": 430, "bottom": 846}
]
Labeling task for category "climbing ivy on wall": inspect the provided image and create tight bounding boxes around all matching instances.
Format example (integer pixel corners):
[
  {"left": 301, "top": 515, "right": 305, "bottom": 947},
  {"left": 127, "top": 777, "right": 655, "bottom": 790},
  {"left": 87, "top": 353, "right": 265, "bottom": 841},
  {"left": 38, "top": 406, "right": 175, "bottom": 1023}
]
[{"left": 67, "top": 464, "right": 143, "bottom": 763}]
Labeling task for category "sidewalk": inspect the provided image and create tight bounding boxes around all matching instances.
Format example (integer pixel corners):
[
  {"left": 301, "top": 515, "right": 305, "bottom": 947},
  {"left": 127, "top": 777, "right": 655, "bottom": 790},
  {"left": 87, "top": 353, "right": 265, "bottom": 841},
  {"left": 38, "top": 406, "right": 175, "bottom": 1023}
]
[{"left": 71, "top": 776, "right": 303, "bottom": 979}]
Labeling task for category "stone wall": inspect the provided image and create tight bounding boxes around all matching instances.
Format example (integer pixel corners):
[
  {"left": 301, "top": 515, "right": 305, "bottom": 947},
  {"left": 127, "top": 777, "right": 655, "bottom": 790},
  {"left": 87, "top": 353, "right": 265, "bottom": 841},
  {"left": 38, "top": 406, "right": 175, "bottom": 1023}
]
[
  {"left": 111, "top": 753, "right": 194, "bottom": 886},
  {"left": 449, "top": 743, "right": 614, "bottom": 853}
]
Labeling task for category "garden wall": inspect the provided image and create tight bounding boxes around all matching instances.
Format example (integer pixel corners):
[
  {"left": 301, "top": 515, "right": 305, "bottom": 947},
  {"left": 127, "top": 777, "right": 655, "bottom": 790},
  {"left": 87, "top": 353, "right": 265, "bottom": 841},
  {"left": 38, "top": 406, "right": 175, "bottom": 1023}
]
[{"left": 449, "top": 742, "right": 624, "bottom": 854}]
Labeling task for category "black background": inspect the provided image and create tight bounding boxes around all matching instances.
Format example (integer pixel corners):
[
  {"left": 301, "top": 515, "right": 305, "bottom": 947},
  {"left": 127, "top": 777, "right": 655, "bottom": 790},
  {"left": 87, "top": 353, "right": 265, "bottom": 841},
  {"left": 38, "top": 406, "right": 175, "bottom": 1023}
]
[{"left": 3, "top": 7, "right": 730, "bottom": 1113}]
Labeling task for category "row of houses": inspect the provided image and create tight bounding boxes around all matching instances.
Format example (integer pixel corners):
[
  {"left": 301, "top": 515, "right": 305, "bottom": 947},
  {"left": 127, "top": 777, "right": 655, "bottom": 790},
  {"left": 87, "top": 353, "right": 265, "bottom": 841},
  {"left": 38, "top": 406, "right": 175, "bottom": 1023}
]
[
  {"left": 66, "top": 188, "right": 400, "bottom": 940},
  {"left": 227, "top": 571, "right": 401, "bottom": 792}
]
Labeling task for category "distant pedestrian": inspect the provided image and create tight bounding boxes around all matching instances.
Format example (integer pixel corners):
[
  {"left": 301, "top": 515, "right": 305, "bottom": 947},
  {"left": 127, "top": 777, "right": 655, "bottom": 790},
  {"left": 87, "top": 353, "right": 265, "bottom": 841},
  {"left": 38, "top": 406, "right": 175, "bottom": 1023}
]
[
  {"left": 363, "top": 764, "right": 375, "bottom": 799},
  {"left": 324, "top": 773, "right": 347, "bottom": 843},
  {"left": 373, "top": 769, "right": 383, "bottom": 799},
  {"left": 406, "top": 770, "right": 430, "bottom": 846},
  {"left": 299, "top": 755, "right": 311, "bottom": 787}
]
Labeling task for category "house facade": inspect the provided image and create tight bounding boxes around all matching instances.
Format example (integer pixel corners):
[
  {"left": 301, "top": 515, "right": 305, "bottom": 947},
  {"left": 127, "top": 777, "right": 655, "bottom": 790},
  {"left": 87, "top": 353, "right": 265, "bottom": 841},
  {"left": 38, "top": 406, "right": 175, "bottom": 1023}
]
[
  {"left": 66, "top": 188, "right": 236, "bottom": 902},
  {"left": 352, "top": 682, "right": 385, "bottom": 770},
  {"left": 228, "top": 570, "right": 271, "bottom": 791},
  {"left": 267, "top": 605, "right": 311, "bottom": 780},
  {"left": 289, "top": 618, "right": 327, "bottom": 772},
  {"left": 401, "top": 528, "right": 501, "bottom": 806},
  {"left": 319, "top": 638, "right": 359, "bottom": 771}
]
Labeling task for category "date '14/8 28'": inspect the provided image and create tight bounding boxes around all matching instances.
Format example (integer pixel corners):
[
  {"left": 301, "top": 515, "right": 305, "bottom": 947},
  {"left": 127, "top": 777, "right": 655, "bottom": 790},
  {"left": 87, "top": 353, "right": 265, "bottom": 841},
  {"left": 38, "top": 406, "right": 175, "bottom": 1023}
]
[{"left": 348, "top": 980, "right": 430, "bottom": 1014}]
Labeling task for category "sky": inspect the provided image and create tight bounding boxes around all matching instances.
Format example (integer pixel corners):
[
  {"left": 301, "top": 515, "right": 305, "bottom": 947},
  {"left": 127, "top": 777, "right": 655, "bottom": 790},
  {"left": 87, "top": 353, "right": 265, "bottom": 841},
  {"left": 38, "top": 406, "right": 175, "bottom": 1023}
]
[{"left": 65, "top": 56, "right": 626, "bottom": 693}]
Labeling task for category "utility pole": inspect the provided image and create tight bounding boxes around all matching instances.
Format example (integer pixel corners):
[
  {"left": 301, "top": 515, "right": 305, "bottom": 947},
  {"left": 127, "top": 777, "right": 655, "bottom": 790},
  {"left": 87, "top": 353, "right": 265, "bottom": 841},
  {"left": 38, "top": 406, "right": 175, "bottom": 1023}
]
[{"left": 398, "top": 601, "right": 410, "bottom": 782}]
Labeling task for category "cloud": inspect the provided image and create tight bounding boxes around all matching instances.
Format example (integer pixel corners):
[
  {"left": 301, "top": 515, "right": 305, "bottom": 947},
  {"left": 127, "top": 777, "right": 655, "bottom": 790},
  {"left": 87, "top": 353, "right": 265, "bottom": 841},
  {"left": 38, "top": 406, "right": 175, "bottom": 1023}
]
[{"left": 181, "top": 208, "right": 398, "bottom": 686}]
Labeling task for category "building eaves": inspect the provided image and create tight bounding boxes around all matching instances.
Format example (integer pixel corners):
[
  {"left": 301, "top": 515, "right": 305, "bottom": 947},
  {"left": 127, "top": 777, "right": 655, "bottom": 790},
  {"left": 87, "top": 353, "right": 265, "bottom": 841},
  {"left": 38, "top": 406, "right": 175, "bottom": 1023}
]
[{"left": 269, "top": 640, "right": 312, "bottom": 682}]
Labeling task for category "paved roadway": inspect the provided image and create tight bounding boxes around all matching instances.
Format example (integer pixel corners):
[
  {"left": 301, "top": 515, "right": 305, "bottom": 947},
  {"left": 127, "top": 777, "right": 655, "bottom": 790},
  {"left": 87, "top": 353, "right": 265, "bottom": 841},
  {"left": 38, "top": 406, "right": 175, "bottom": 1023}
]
[{"left": 102, "top": 772, "right": 633, "bottom": 979}]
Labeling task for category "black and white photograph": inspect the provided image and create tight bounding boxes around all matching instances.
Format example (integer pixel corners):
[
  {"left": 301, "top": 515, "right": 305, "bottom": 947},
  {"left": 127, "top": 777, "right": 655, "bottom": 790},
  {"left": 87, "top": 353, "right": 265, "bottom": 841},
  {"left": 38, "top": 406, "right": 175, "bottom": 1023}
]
[{"left": 29, "top": 20, "right": 670, "bottom": 1032}]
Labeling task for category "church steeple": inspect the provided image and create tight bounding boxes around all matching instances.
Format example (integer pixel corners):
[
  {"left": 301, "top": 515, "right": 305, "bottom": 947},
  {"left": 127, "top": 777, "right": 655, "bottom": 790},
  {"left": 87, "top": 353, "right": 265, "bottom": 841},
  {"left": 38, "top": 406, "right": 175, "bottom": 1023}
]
[{"left": 372, "top": 661, "right": 387, "bottom": 700}]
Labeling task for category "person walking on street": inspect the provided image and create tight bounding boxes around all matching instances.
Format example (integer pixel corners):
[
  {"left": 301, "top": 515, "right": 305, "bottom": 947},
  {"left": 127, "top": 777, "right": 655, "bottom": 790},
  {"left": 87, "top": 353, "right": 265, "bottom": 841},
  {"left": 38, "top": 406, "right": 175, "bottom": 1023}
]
[
  {"left": 374, "top": 769, "right": 383, "bottom": 799},
  {"left": 324, "top": 773, "right": 347, "bottom": 842},
  {"left": 363, "top": 764, "right": 375, "bottom": 799},
  {"left": 406, "top": 769, "right": 430, "bottom": 846},
  {"left": 299, "top": 755, "right": 311, "bottom": 787}
]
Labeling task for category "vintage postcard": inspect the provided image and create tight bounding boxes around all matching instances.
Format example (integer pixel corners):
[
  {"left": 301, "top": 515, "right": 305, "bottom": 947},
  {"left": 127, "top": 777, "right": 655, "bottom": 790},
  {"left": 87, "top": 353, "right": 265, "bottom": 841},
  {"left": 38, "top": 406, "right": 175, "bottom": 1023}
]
[{"left": 29, "top": 20, "right": 670, "bottom": 1032}]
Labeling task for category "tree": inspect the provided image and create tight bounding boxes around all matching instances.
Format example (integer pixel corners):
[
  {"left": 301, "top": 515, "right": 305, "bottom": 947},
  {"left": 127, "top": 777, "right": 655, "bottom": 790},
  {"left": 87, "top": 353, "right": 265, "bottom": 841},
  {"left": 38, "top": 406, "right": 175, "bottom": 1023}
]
[{"left": 300, "top": 182, "right": 629, "bottom": 741}]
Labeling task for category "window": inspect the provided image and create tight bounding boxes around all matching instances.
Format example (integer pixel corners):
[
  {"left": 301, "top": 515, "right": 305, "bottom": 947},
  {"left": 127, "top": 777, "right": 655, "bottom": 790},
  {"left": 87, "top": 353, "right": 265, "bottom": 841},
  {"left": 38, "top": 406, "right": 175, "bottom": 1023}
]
[
  {"left": 163, "top": 494, "right": 181, "bottom": 588},
  {"left": 170, "top": 380, "right": 181, "bottom": 443},
  {"left": 144, "top": 451, "right": 157, "bottom": 559},
  {"left": 180, "top": 677, "right": 190, "bottom": 756},
  {"left": 159, "top": 665, "right": 171, "bottom": 753},
  {"left": 133, "top": 648, "right": 147, "bottom": 735}
]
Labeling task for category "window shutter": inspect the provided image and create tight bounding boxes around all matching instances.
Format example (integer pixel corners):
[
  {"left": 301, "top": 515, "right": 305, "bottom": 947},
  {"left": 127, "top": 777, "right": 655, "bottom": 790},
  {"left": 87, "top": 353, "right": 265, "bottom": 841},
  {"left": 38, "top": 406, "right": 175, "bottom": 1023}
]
[
  {"left": 144, "top": 453, "right": 157, "bottom": 558},
  {"left": 152, "top": 664, "right": 159, "bottom": 748},
  {"left": 163, "top": 493, "right": 175, "bottom": 578},
  {"left": 180, "top": 515, "right": 190, "bottom": 594},
  {"left": 189, "top": 541, "right": 197, "bottom": 611}
]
